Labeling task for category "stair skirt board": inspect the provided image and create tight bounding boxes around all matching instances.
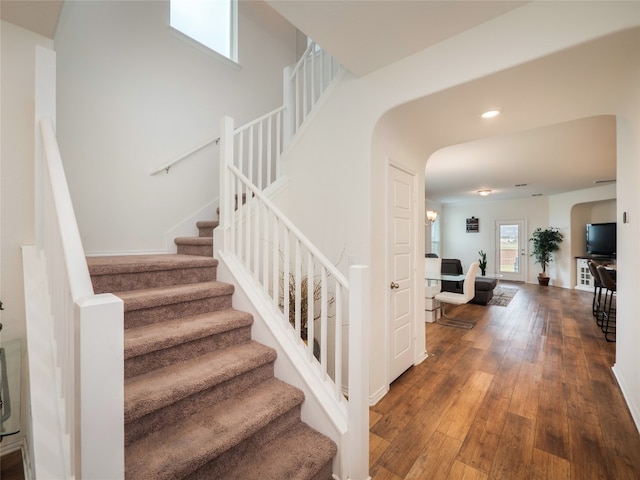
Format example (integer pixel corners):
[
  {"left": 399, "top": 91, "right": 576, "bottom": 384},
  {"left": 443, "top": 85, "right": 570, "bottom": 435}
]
[{"left": 87, "top": 223, "right": 337, "bottom": 480}]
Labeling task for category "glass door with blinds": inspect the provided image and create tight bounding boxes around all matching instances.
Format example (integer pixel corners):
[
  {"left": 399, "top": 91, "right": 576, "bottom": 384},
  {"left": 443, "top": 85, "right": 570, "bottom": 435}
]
[{"left": 495, "top": 220, "right": 526, "bottom": 282}]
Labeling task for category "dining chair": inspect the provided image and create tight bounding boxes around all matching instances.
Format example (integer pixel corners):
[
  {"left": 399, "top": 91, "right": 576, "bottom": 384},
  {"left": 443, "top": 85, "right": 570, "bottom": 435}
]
[
  {"left": 596, "top": 265, "right": 616, "bottom": 342},
  {"left": 435, "top": 261, "right": 479, "bottom": 329},
  {"left": 587, "top": 260, "right": 604, "bottom": 323}
]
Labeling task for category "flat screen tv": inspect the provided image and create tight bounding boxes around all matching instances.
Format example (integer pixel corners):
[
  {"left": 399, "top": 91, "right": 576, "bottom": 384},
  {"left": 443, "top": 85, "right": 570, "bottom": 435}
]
[{"left": 586, "top": 222, "right": 616, "bottom": 257}]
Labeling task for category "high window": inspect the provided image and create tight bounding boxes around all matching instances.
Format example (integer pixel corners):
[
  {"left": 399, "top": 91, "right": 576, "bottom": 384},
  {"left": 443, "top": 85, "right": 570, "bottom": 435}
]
[
  {"left": 430, "top": 216, "right": 441, "bottom": 257},
  {"left": 170, "top": 0, "right": 237, "bottom": 61}
]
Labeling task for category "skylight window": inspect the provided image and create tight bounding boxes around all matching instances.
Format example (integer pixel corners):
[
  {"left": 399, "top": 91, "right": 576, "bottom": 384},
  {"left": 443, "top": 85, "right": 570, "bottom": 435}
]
[{"left": 170, "top": 0, "right": 237, "bottom": 61}]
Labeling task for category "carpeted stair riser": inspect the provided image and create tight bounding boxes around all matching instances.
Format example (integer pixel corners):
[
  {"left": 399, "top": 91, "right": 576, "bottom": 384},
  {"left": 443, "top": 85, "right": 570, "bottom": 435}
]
[
  {"left": 118, "top": 283, "right": 234, "bottom": 329},
  {"left": 125, "top": 341, "right": 277, "bottom": 423},
  {"left": 124, "top": 309, "right": 253, "bottom": 361},
  {"left": 92, "top": 265, "right": 216, "bottom": 293},
  {"left": 186, "top": 405, "right": 304, "bottom": 479},
  {"left": 125, "top": 323, "right": 252, "bottom": 378},
  {"left": 87, "top": 254, "right": 218, "bottom": 293},
  {"left": 196, "top": 220, "right": 217, "bottom": 237},
  {"left": 125, "top": 341, "right": 277, "bottom": 447},
  {"left": 125, "top": 362, "right": 275, "bottom": 446},
  {"left": 175, "top": 238, "right": 213, "bottom": 257},
  {"left": 125, "top": 378, "right": 305, "bottom": 479},
  {"left": 209, "top": 422, "right": 337, "bottom": 480},
  {"left": 123, "top": 296, "right": 232, "bottom": 329}
]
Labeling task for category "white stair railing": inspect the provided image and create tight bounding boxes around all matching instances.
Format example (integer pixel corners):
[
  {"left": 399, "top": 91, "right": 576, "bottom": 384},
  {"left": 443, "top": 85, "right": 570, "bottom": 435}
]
[
  {"left": 232, "top": 40, "right": 343, "bottom": 188},
  {"left": 217, "top": 41, "right": 368, "bottom": 480},
  {"left": 284, "top": 40, "right": 342, "bottom": 141},
  {"left": 219, "top": 114, "right": 370, "bottom": 480},
  {"left": 26, "top": 46, "right": 124, "bottom": 480}
]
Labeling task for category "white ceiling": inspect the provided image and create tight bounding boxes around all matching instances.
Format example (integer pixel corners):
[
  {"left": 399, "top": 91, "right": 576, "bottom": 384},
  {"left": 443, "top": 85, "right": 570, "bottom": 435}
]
[
  {"left": 267, "top": 0, "right": 527, "bottom": 77},
  {"left": 0, "top": 0, "right": 63, "bottom": 39},
  {"left": 267, "top": 0, "right": 633, "bottom": 205}
]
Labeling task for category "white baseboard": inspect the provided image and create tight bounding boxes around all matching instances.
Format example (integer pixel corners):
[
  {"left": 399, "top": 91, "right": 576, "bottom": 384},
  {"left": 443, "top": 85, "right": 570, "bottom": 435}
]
[
  {"left": 612, "top": 363, "right": 640, "bottom": 435},
  {"left": 369, "top": 385, "right": 389, "bottom": 406}
]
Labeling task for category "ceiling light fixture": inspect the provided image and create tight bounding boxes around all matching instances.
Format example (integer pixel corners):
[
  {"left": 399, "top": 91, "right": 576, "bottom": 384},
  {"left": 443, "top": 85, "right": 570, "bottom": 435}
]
[
  {"left": 480, "top": 109, "right": 501, "bottom": 119},
  {"left": 478, "top": 189, "right": 492, "bottom": 196}
]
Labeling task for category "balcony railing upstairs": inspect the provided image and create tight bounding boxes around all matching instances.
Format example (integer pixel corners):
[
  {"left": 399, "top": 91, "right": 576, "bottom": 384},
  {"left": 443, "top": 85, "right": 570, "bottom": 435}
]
[
  {"left": 152, "top": 40, "right": 344, "bottom": 185},
  {"left": 285, "top": 40, "right": 342, "bottom": 139},
  {"left": 230, "top": 40, "right": 343, "bottom": 194}
]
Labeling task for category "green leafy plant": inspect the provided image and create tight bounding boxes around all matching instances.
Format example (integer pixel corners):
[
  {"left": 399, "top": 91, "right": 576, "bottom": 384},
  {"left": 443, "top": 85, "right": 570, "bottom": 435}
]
[
  {"left": 529, "top": 227, "right": 564, "bottom": 279},
  {"left": 478, "top": 250, "right": 487, "bottom": 275}
]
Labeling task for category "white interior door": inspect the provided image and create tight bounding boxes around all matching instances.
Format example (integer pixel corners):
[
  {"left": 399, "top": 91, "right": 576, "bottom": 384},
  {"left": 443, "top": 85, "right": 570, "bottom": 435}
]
[
  {"left": 387, "top": 165, "right": 415, "bottom": 382},
  {"left": 495, "top": 220, "right": 527, "bottom": 282}
]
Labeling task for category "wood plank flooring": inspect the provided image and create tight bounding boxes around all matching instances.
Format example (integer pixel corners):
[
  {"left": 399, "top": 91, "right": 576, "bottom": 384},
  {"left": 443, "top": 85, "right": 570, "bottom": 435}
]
[
  {"left": 0, "top": 450, "right": 25, "bottom": 480},
  {"left": 370, "top": 283, "right": 640, "bottom": 480}
]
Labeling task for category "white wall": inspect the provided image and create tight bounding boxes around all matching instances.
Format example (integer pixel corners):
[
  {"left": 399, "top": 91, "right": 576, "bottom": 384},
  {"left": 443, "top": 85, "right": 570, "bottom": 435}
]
[
  {"left": 279, "top": 3, "right": 640, "bottom": 403},
  {"left": 440, "top": 196, "right": 548, "bottom": 283},
  {"left": 570, "top": 199, "right": 616, "bottom": 262},
  {"left": 549, "top": 184, "right": 616, "bottom": 287},
  {"left": 55, "top": 0, "right": 298, "bottom": 254},
  {"left": 438, "top": 187, "right": 616, "bottom": 287},
  {"left": 0, "top": 19, "right": 54, "bottom": 453},
  {"left": 611, "top": 73, "right": 640, "bottom": 430}
]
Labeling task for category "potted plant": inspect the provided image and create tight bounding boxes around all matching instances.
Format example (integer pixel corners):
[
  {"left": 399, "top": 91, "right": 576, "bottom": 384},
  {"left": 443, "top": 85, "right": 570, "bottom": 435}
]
[
  {"left": 478, "top": 250, "right": 487, "bottom": 276},
  {"left": 529, "top": 227, "right": 564, "bottom": 285}
]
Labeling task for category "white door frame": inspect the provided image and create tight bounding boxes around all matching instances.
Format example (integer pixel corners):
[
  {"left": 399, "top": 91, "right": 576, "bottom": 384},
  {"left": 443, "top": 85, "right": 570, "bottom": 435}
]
[
  {"left": 385, "top": 160, "right": 426, "bottom": 386},
  {"left": 495, "top": 219, "right": 527, "bottom": 282}
]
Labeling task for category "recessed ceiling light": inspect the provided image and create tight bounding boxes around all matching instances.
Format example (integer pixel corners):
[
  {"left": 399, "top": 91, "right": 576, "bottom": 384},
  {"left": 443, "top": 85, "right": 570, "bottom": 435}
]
[
  {"left": 478, "top": 189, "right": 492, "bottom": 196},
  {"left": 481, "top": 109, "right": 501, "bottom": 119}
]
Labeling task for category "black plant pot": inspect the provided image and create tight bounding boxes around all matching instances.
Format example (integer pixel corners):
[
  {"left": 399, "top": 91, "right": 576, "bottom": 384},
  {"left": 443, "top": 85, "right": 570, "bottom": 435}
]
[{"left": 538, "top": 275, "right": 550, "bottom": 286}]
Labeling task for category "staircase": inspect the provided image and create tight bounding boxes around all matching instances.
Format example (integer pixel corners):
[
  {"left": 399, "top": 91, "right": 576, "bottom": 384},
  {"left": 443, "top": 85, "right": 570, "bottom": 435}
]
[{"left": 87, "top": 221, "right": 337, "bottom": 480}]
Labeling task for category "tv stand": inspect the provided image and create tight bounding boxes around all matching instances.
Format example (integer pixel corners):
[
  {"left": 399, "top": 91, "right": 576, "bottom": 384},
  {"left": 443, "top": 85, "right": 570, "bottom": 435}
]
[{"left": 575, "top": 256, "right": 616, "bottom": 291}]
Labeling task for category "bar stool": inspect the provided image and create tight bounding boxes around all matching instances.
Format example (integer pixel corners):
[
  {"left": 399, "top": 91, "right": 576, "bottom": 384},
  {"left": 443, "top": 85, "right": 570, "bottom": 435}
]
[
  {"left": 596, "top": 265, "right": 616, "bottom": 342},
  {"left": 587, "top": 260, "right": 603, "bottom": 323}
]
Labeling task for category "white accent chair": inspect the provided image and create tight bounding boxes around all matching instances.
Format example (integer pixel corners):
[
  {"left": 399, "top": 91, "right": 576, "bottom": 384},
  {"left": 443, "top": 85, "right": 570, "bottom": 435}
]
[
  {"left": 435, "top": 261, "right": 479, "bottom": 329},
  {"left": 424, "top": 257, "right": 442, "bottom": 323},
  {"left": 424, "top": 257, "right": 442, "bottom": 298}
]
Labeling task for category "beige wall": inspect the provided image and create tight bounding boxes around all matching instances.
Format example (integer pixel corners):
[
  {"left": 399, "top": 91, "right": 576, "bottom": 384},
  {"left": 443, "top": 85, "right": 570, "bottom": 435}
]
[
  {"left": 0, "top": 19, "right": 54, "bottom": 452},
  {"left": 55, "top": 0, "right": 298, "bottom": 254}
]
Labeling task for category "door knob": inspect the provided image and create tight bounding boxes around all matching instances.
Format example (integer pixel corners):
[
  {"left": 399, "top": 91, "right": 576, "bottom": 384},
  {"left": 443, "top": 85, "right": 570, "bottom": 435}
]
[{"left": 390, "top": 282, "right": 400, "bottom": 289}]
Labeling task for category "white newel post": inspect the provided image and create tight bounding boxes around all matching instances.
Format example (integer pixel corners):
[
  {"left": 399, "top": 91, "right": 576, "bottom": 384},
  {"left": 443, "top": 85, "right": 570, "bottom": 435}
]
[
  {"left": 282, "top": 65, "right": 295, "bottom": 147},
  {"left": 76, "top": 294, "right": 124, "bottom": 479},
  {"left": 348, "top": 265, "right": 371, "bottom": 480},
  {"left": 219, "top": 116, "right": 235, "bottom": 253}
]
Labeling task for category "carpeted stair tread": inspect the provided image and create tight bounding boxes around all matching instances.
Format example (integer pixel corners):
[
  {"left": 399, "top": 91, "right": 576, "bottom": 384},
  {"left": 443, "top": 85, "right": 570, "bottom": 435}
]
[
  {"left": 87, "top": 254, "right": 217, "bottom": 275},
  {"left": 196, "top": 220, "right": 218, "bottom": 229},
  {"left": 125, "top": 340, "right": 277, "bottom": 423},
  {"left": 125, "top": 377, "right": 304, "bottom": 480},
  {"left": 116, "top": 281, "right": 233, "bottom": 312},
  {"left": 222, "top": 421, "right": 337, "bottom": 480},
  {"left": 124, "top": 309, "right": 253, "bottom": 360}
]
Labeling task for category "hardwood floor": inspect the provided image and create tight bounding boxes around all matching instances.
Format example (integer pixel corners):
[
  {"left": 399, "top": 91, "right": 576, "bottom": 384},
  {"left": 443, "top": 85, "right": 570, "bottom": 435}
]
[
  {"left": 0, "top": 450, "right": 25, "bottom": 480},
  {"left": 370, "top": 283, "right": 640, "bottom": 480}
]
